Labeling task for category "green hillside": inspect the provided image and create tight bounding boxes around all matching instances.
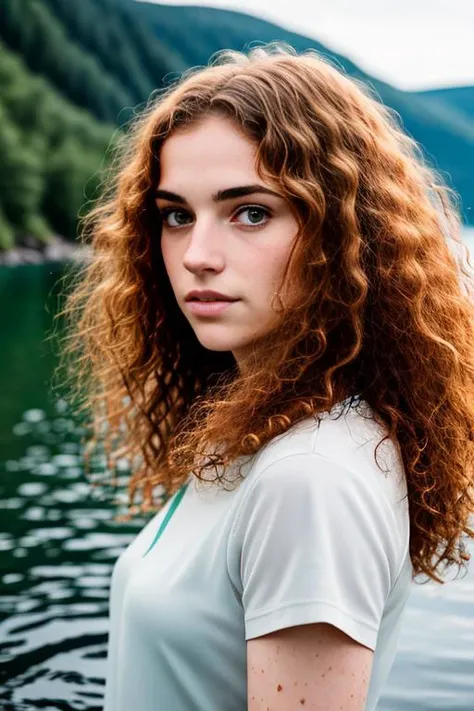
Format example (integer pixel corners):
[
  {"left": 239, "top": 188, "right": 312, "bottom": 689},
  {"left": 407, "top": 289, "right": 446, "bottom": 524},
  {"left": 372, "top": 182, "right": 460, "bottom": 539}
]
[
  {"left": 0, "top": 0, "right": 472, "bottom": 252},
  {"left": 0, "top": 39, "right": 117, "bottom": 249},
  {"left": 0, "top": 0, "right": 180, "bottom": 249}
]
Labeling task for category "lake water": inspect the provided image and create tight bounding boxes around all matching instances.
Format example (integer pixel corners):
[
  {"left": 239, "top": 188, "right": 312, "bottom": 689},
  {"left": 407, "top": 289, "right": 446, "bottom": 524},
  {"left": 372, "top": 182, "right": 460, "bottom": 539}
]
[{"left": 1, "top": 230, "right": 474, "bottom": 711}]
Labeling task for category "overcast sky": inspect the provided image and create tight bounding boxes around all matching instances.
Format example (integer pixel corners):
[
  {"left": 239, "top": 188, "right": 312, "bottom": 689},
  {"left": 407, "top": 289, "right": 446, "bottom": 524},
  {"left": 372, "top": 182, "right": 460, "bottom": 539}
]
[{"left": 140, "top": 0, "right": 474, "bottom": 91}]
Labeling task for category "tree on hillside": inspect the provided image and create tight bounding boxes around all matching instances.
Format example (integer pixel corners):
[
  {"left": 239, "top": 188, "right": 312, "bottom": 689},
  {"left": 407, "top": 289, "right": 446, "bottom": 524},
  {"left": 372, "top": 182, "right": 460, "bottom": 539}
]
[
  {"left": 0, "top": 40, "right": 118, "bottom": 247},
  {"left": 0, "top": 0, "right": 134, "bottom": 122},
  {"left": 0, "top": 104, "right": 47, "bottom": 241}
]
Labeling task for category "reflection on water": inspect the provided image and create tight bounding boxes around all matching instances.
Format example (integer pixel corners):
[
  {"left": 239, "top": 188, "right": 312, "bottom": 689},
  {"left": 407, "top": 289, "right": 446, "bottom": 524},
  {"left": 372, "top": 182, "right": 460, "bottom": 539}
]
[
  {"left": 0, "top": 264, "right": 144, "bottom": 710},
  {"left": 1, "top": 236, "right": 474, "bottom": 710},
  {"left": 0, "top": 402, "right": 144, "bottom": 711}
]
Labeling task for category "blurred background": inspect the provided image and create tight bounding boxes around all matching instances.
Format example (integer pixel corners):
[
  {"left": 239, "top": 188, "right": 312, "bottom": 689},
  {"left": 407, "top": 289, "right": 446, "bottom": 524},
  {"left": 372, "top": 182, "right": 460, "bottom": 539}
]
[{"left": 1, "top": 1, "right": 473, "bottom": 709}]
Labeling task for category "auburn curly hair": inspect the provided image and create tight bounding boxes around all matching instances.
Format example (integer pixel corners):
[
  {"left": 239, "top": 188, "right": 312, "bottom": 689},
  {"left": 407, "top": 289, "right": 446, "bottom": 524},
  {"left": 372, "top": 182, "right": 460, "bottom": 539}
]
[{"left": 56, "top": 42, "right": 474, "bottom": 584}]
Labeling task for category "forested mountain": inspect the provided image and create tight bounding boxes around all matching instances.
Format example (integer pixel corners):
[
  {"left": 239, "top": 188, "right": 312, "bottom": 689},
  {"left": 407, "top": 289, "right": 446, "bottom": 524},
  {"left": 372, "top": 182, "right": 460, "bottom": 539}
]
[
  {"left": 0, "top": 0, "right": 472, "bottom": 252},
  {"left": 0, "top": 0, "right": 184, "bottom": 250}
]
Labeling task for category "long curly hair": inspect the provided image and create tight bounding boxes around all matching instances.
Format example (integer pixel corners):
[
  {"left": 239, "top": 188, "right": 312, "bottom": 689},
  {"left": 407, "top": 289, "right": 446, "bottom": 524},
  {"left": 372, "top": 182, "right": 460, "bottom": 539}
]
[{"left": 56, "top": 42, "right": 474, "bottom": 584}]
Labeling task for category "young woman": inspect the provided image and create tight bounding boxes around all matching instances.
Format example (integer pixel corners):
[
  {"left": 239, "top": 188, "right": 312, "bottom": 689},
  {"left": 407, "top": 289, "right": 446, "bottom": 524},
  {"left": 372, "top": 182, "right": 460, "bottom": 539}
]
[{"left": 60, "top": 43, "right": 474, "bottom": 711}]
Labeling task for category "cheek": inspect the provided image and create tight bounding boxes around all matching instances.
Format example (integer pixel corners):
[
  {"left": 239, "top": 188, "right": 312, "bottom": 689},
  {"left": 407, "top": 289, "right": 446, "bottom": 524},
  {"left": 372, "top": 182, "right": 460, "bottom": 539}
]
[
  {"left": 258, "top": 241, "right": 296, "bottom": 292},
  {"left": 244, "top": 252, "right": 290, "bottom": 314},
  {"left": 160, "top": 237, "right": 176, "bottom": 276},
  {"left": 260, "top": 237, "right": 299, "bottom": 308},
  {"left": 160, "top": 249, "right": 180, "bottom": 297}
]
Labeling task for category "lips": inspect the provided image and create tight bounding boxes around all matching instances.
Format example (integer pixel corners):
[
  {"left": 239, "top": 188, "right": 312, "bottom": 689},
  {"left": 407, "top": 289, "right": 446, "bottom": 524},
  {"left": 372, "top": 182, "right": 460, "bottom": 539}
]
[
  {"left": 185, "top": 290, "right": 238, "bottom": 302},
  {"left": 186, "top": 299, "right": 237, "bottom": 316},
  {"left": 189, "top": 298, "right": 235, "bottom": 302}
]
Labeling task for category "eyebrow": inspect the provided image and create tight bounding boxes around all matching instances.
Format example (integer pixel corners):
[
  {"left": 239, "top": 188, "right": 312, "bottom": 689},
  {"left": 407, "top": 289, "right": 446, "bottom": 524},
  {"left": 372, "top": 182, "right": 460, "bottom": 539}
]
[{"left": 155, "top": 184, "right": 281, "bottom": 204}]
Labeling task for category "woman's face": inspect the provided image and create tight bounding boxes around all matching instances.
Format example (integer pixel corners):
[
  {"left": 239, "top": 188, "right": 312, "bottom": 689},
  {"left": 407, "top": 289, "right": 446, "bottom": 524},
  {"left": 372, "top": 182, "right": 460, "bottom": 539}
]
[{"left": 157, "top": 114, "right": 299, "bottom": 370}]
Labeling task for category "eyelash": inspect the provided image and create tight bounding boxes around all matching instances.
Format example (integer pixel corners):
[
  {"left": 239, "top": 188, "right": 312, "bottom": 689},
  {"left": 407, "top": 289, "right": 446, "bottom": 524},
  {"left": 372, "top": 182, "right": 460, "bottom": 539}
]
[{"left": 159, "top": 204, "right": 272, "bottom": 230}]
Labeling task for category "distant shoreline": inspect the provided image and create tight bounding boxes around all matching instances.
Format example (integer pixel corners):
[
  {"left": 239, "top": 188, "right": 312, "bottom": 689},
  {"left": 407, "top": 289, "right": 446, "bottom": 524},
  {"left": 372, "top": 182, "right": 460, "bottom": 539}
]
[{"left": 0, "top": 235, "right": 92, "bottom": 267}]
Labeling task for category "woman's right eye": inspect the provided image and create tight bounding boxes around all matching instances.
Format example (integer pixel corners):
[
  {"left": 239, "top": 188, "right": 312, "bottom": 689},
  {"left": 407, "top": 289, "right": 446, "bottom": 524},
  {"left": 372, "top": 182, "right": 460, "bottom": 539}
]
[{"left": 160, "top": 208, "right": 192, "bottom": 228}]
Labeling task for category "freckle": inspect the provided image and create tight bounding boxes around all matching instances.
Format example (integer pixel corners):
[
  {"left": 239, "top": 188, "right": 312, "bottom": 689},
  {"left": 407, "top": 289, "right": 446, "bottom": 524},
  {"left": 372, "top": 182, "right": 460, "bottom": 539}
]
[
  {"left": 350, "top": 694, "right": 354, "bottom": 698},
  {"left": 328, "top": 666, "right": 332, "bottom": 671},
  {"left": 277, "top": 684, "right": 283, "bottom": 692},
  {"left": 315, "top": 653, "right": 319, "bottom": 658},
  {"left": 321, "top": 673, "right": 325, "bottom": 678}
]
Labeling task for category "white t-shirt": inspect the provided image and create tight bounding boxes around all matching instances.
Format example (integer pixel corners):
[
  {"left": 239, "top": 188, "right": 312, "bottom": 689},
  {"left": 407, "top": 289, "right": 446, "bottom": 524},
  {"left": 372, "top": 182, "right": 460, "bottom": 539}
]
[{"left": 104, "top": 398, "right": 413, "bottom": 711}]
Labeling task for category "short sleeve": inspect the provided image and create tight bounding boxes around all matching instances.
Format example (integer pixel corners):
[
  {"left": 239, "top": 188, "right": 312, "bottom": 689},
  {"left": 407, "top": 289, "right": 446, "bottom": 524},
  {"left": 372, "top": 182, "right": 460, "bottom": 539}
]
[{"left": 227, "top": 452, "right": 403, "bottom": 650}]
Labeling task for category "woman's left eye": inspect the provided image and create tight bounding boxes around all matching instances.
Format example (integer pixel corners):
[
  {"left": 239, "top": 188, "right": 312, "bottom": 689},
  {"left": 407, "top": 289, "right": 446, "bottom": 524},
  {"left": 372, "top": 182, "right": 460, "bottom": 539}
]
[{"left": 233, "top": 205, "right": 271, "bottom": 228}]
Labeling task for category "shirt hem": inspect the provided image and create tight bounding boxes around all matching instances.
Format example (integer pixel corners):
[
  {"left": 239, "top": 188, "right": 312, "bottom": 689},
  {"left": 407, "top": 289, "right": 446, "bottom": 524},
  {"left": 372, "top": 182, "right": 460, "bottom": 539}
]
[{"left": 244, "top": 599, "right": 378, "bottom": 651}]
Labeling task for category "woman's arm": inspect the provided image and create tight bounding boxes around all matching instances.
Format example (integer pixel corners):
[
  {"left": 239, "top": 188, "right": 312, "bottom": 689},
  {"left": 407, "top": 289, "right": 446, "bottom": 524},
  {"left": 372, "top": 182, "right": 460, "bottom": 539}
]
[{"left": 247, "top": 622, "right": 373, "bottom": 711}]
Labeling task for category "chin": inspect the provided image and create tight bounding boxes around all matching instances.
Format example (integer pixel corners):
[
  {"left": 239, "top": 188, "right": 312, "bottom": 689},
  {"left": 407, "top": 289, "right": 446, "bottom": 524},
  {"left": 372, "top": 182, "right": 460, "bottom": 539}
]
[
  {"left": 198, "top": 340, "right": 240, "bottom": 352},
  {"left": 194, "top": 331, "right": 252, "bottom": 353}
]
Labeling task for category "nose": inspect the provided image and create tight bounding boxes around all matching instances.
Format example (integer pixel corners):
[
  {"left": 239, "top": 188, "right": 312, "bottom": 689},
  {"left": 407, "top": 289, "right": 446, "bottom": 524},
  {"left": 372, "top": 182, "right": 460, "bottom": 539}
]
[{"left": 182, "top": 216, "right": 225, "bottom": 274}]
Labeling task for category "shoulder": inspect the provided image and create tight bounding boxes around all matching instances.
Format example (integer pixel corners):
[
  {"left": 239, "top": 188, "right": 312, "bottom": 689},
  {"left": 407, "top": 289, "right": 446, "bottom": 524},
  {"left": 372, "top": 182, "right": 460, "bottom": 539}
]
[
  {"left": 226, "top": 400, "right": 411, "bottom": 651},
  {"left": 247, "top": 397, "right": 407, "bottom": 504},
  {"left": 229, "top": 397, "right": 409, "bottom": 576}
]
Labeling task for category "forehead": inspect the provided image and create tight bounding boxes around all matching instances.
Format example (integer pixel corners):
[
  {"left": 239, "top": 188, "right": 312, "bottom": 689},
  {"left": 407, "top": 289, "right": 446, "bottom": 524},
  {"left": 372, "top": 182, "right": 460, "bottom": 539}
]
[{"left": 158, "top": 114, "right": 259, "bottom": 185}]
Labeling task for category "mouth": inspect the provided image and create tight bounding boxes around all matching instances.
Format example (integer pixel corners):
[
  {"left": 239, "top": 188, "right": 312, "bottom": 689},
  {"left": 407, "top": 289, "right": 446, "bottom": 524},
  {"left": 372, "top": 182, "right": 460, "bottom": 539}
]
[
  {"left": 186, "top": 299, "right": 239, "bottom": 316},
  {"left": 187, "top": 298, "right": 237, "bottom": 302},
  {"left": 186, "top": 296, "right": 239, "bottom": 303}
]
